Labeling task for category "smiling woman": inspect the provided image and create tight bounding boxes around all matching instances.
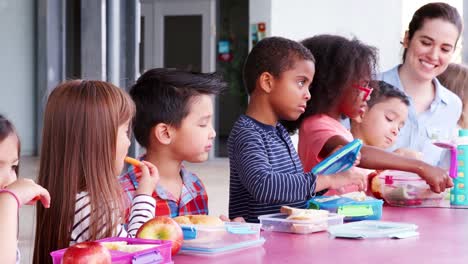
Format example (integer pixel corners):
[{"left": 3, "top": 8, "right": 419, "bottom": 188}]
[{"left": 379, "top": 2, "right": 463, "bottom": 167}]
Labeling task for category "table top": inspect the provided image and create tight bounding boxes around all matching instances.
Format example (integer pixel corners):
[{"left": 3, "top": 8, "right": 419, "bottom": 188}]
[{"left": 172, "top": 206, "right": 468, "bottom": 264}]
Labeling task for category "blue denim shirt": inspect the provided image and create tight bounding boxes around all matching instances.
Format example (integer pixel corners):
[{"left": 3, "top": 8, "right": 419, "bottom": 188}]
[{"left": 378, "top": 65, "right": 462, "bottom": 167}]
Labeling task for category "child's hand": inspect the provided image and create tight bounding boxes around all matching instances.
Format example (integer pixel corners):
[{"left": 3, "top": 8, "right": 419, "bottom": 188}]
[
  {"left": 5, "top": 179, "right": 50, "bottom": 208},
  {"left": 331, "top": 167, "right": 367, "bottom": 191},
  {"left": 136, "top": 161, "right": 160, "bottom": 196},
  {"left": 419, "top": 164, "right": 453, "bottom": 193},
  {"left": 219, "top": 214, "right": 246, "bottom": 223},
  {"left": 354, "top": 151, "right": 361, "bottom": 167}
]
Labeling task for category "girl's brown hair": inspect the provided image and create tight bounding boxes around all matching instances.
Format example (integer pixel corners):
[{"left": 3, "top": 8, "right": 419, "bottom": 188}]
[
  {"left": 33, "top": 80, "right": 135, "bottom": 264},
  {"left": 438, "top": 63, "right": 468, "bottom": 128}
]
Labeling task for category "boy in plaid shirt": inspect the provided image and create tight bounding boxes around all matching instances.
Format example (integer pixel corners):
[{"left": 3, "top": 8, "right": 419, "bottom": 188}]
[{"left": 120, "top": 68, "right": 225, "bottom": 218}]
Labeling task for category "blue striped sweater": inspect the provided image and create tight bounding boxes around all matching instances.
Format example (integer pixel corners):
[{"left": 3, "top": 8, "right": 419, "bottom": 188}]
[{"left": 228, "top": 115, "right": 317, "bottom": 222}]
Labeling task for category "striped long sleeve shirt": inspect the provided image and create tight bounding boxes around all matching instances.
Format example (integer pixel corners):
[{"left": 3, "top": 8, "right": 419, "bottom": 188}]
[
  {"left": 70, "top": 192, "right": 155, "bottom": 245},
  {"left": 228, "top": 115, "right": 317, "bottom": 223}
]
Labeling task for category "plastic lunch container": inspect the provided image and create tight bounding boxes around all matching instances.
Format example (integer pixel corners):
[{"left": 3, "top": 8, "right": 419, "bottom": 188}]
[
  {"left": 328, "top": 220, "right": 419, "bottom": 239},
  {"left": 258, "top": 213, "right": 344, "bottom": 234},
  {"left": 50, "top": 237, "right": 172, "bottom": 264},
  {"left": 179, "top": 222, "right": 265, "bottom": 256},
  {"left": 376, "top": 170, "right": 447, "bottom": 207},
  {"left": 308, "top": 196, "right": 383, "bottom": 221}
]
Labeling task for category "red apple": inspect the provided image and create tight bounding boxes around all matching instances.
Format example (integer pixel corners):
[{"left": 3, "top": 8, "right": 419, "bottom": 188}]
[
  {"left": 136, "top": 216, "right": 183, "bottom": 255},
  {"left": 62, "top": 241, "right": 111, "bottom": 264},
  {"left": 369, "top": 172, "right": 383, "bottom": 199}
]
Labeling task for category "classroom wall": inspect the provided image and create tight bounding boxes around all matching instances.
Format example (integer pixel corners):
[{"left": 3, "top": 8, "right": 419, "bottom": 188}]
[
  {"left": 269, "top": 0, "right": 403, "bottom": 73},
  {"left": 248, "top": 0, "right": 272, "bottom": 51},
  {"left": 249, "top": 0, "right": 403, "bottom": 148},
  {"left": 0, "top": 0, "right": 35, "bottom": 155}
]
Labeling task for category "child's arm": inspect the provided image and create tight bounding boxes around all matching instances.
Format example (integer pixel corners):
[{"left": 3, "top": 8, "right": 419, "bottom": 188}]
[
  {"left": 393, "top": 148, "right": 423, "bottom": 160},
  {"left": 71, "top": 161, "right": 158, "bottom": 243},
  {"left": 70, "top": 193, "right": 134, "bottom": 244},
  {"left": 70, "top": 194, "right": 156, "bottom": 243},
  {"left": 0, "top": 179, "right": 50, "bottom": 263},
  {"left": 0, "top": 193, "right": 18, "bottom": 263},
  {"left": 314, "top": 144, "right": 366, "bottom": 192},
  {"left": 3, "top": 178, "right": 51, "bottom": 207},
  {"left": 125, "top": 195, "right": 156, "bottom": 236},
  {"left": 231, "top": 137, "right": 317, "bottom": 203},
  {"left": 135, "top": 161, "right": 159, "bottom": 196},
  {"left": 126, "top": 161, "right": 159, "bottom": 236},
  {"left": 315, "top": 167, "right": 367, "bottom": 192},
  {"left": 322, "top": 135, "right": 453, "bottom": 193}
]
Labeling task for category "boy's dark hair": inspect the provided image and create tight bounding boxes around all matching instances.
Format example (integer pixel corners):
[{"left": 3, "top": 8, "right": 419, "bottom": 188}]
[
  {"left": 367, "top": 80, "right": 410, "bottom": 108},
  {"left": 243, "top": 36, "right": 315, "bottom": 94},
  {"left": 282, "top": 34, "right": 378, "bottom": 134},
  {"left": 129, "top": 68, "right": 226, "bottom": 148},
  {"left": 403, "top": 2, "right": 462, "bottom": 62}
]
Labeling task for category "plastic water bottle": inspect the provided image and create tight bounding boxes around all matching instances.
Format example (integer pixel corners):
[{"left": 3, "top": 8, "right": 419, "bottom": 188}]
[{"left": 452, "top": 129, "right": 468, "bottom": 206}]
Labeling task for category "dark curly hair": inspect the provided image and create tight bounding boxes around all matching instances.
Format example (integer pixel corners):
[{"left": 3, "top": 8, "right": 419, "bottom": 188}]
[
  {"left": 243, "top": 36, "right": 315, "bottom": 94},
  {"left": 282, "top": 34, "right": 378, "bottom": 134}
]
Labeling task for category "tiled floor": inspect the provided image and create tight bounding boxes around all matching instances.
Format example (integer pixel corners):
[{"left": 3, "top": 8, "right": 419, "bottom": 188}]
[{"left": 18, "top": 156, "right": 230, "bottom": 264}]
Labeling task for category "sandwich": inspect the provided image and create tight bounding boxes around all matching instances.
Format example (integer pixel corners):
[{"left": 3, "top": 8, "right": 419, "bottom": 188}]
[
  {"left": 101, "top": 241, "right": 155, "bottom": 252},
  {"left": 173, "top": 215, "right": 224, "bottom": 226},
  {"left": 280, "top": 206, "right": 329, "bottom": 221}
]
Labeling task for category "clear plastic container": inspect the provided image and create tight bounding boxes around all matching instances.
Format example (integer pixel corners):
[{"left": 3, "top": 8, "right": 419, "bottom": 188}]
[
  {"left": 179, "top": 238, "right": 265, "bottom": 256},
  {"left": 377, "top": 170, "right": 447, "bottom": 207},
  {"left": 328, "top": 220, "right": 418, "bottom": 239},
  {"left": 308, "top": 196, "right": 383, "bottom": 221},
  {"left": 50, "top": 237, "right": 172, "bottom": 264},
  {"left": 179, "top": 222, "right": 263, "bottom": 255},
  {"left": 258, "top": 213, "right": 344, "bottom": 234}
]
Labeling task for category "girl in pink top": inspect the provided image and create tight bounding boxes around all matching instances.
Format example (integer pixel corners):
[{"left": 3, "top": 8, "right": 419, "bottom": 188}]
[
  {"left": 299, "top": 114, "right": 354, "bottom": 172},
  {"left": 299, "top": 114, "right": 355, "bottom": 194},
  {"left": 283, "top": 34, "right": 452, "bottom": 194}
]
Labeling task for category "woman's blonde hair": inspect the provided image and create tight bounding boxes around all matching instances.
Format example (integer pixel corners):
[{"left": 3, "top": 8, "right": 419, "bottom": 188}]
[
  {"left": 438, "top": 63, "right": 468, "bottom": 128},
  {"left": 33, "top": 80, "right": 135, "bottom": 264}
]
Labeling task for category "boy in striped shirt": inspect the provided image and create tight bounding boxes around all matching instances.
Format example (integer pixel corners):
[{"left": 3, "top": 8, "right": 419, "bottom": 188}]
[
  {"left": 120, "top": 69, "right": 225, "bottom": 218},
  {"left": 228, "top": 37, "right": 366, "bottom": 222}
]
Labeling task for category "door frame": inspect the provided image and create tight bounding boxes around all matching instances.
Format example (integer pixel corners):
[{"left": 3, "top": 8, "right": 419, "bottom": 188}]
[
  {"left": 141, "top": 0, "right": 216, "bottom": 73},
  {"left": 140, "top": 0, "right": 218, "bottom": 158}
]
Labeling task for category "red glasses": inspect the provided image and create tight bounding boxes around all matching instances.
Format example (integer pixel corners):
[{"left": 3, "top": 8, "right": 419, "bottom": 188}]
[{"left": 352, "top": 83, "right": 373, "bottom": 101}]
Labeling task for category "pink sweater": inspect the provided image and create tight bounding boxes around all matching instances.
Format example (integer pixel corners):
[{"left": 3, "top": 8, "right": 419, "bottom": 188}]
[
  {"left": 298, "top": 114, "right": 357, "bottom": 195},
  {"left": 298, "top": 114, "right": 354, "bottom": 172}
]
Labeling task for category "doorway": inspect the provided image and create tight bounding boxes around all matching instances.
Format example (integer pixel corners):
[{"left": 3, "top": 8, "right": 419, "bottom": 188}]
[
  {"left": 216, "top": 0, "right": 249, "bottom": 157},
  {"left": 141, "top": 0, "right": 217, "bottom": 156},
  {"left": 141, "top": 0, "right": 215, "bottom": 72},
  {"left": 140, "top": 0, "right": 249, "bottom": 158}
]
